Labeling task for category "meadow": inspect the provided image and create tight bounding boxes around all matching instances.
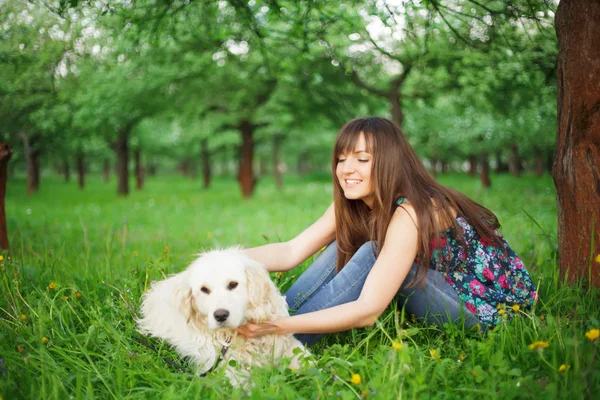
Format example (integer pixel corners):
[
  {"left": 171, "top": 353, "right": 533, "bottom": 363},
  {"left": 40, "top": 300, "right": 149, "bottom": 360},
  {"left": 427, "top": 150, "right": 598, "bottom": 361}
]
[{"left": 0, "top": 172, "right": 598, "bottom": 399}]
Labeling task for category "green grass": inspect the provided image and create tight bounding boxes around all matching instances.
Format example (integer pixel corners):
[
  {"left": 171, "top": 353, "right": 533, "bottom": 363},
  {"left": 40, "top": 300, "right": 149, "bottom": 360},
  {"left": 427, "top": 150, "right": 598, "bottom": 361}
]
[{"left": 1, "top": 172, "right": 598, "bottom": 399}]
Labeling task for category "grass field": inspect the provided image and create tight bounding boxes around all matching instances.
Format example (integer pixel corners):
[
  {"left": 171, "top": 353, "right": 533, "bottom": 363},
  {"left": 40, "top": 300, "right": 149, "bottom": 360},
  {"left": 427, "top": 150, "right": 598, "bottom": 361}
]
[{"left": 1, "top": 172, "right": 598, "bottom": 399}]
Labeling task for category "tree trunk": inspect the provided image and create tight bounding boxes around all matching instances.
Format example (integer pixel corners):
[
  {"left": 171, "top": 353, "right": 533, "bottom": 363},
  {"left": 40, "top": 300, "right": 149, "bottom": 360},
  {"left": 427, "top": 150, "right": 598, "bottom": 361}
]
[
  {"left": 76, "top": 153, "right": 85, "bottom": 189},
  {"left": 508, "top": 144, "right": 521, "bottom": 178},
  {"left": 63, "top": 158, "right": 71, "bottom": 182},
  {"left": 534, "top": 147, "right": 544, "bottom": 177},
  {"left": 480, "top": 153, "right": 491, "bottom": 188},
  {"left": 389, "top": 91, "right": 404, "bottom": 128},
  {"left": 273, "top": 135, "right": 284, "bottom": 190},
  {"left": 440, "top": 159, "right": 448, "bottom": 174},
  {"left": 259, "top": 156, "right": 268, "bottom": 177},
  {"left": 114, "top": 128, "right": 130, "bottom": 196},
  {"left": 134, "top": 148, "right": 144, "bottom": 190},
  {"left": 468, "top": 153, "right": 477, "bottom": 176},
  {"left": 103, "top": 158, "right": 110, "bottom": 183},
  {"left": 297, "top": 152, "right": 309, "bottom": 174},
  {"left": 147, "top": 163, "right": 157, "bottom": 176},
  {"left": 553, "top": 0, "right": 600, "bottom": 286},
  {"left": 0, "top": 143, "right": 12, "bottom": 250},
  {"left": 21, "top": 134, "right": 41, "bottom": 195},
  {"left": 201, "top": 139, "right": 211, "bottom": 189},
  {"left": 238, "top": 120, "right": 256, "bottom": 197}
]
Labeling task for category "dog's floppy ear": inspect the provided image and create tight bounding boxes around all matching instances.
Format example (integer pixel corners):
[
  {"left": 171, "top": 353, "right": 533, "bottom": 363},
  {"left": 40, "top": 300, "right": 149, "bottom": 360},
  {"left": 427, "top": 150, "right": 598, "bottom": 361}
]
[
  {"left": 243, "top": 256, "right": 287, "bottom": 323},
  {"left": 137, "top": 271, "right": 199, "bottom": 338}
]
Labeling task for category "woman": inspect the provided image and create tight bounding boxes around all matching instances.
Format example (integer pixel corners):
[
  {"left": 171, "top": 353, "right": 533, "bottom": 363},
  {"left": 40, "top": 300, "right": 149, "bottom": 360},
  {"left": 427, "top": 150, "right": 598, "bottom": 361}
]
[{"left": 240, "top": 117, "right": 537, "bottom": 346}]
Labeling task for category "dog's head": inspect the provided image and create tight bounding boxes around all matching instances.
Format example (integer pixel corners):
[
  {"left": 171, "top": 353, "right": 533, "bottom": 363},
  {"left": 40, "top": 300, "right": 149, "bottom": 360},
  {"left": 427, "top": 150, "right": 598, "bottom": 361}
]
[{"left": 180, "top": 248, "right": 282, "bottom": 331}]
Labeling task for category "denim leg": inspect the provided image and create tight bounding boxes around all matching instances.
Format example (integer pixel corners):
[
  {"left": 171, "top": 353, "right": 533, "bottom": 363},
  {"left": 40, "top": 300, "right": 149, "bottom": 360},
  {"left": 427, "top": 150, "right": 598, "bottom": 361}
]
[
  {"left": 284, "top": 241, "right": 338, "bottom": 313},
  {"left": 292, "top": 241, "right": 378, "bottom": 346},
  {"left": 397, "top": 266, "right": 480, "bottom": 329}
]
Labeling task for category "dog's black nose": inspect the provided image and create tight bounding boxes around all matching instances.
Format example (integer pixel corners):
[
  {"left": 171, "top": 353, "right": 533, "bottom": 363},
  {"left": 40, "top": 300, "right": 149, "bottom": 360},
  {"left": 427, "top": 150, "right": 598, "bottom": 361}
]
[{"left": 213, "top": 309, "right": 229, "bottom": 322}]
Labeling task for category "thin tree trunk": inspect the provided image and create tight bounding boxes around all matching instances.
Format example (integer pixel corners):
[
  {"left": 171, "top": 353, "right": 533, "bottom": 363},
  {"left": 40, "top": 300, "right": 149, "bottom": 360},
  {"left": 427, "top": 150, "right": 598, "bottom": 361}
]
[
  {"left": 441, "top": 159, "right": 448, "bottom": 174},
  {"left": 480, "top": 153, "right": 491, "bottom": 188},
  {"left": 468, "top": 154, "right": 477, "bottom": 177},
  {"left": 534, "top": 147, "right": 544, "bottom": 177},
  {"left": 63, "top": 158, "right": 71, "bottom": 182},
  {"left": 238, "top": 121, "right": 256, "bottom": 197},
  {"left": 20, "top": 133, "right": 39, "bottom": 195},
  {"left": 273, "top": 135, "right": 284, "bottom": 189},
  {"left": 0, "top": 143, "right": 12, "bottom": 249},
  {"left": 259, "top": 156, "right": 268, "bottom": 177},
  {"left": 76, "top": 153, "right": 85, "bottom": 189},
  {"left": 114, "top": 128, "right": 130, "bottom": 196},
  {"left": 201, "top": 139, "right": 211, "bottom": 189},
  {"left": 554, "top": 0, "right": 600, "bottom": 286},
  {"left": 430, "top": 158, "right": 438, "bottom": 177},
  {"left": 508, "top": 144, "right": 521, "bottom": 178},
  {"left": 134, "top": 148, "right": 144, "bottom": 190},
  {"left": 389, "top": 91, "right": 404, "bottom": 129},
  {"left": 297, "top": 152, "right": 309, "bottom": 174},
  {"left": 103, "top": 158, "right": 110, "bottom": 183}
]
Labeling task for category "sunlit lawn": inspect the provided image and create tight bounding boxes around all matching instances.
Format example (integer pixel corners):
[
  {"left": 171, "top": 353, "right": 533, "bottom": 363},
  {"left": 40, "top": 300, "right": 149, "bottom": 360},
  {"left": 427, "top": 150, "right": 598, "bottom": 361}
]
[{"left": 1, "top": 172, "right": 598, "bottom": 399}]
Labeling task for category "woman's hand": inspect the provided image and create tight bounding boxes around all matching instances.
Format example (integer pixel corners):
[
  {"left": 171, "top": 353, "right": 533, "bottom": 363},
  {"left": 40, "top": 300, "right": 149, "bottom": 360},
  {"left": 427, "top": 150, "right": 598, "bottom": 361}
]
[{"left": 237, "top": 319, "right": 283, "bottom": 338}]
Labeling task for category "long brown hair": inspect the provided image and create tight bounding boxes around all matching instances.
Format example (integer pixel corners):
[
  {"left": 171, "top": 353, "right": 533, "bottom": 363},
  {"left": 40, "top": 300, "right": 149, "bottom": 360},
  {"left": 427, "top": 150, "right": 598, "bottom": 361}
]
[{"left": 332, "top": 117, "right": 503, "bottom": 285}]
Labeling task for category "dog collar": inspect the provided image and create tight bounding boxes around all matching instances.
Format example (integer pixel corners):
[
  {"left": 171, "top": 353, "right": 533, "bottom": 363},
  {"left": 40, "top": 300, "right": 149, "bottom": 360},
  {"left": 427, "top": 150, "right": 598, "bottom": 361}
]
[{"left": 201, "top": 337, "right": 231, "bottom": 376}]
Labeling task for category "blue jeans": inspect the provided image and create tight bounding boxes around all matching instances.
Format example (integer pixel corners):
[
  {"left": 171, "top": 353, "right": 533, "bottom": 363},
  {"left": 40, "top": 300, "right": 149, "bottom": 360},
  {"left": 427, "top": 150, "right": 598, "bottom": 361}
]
[{"left": 285, "top": 241, "right": 479, "bottom": 346}]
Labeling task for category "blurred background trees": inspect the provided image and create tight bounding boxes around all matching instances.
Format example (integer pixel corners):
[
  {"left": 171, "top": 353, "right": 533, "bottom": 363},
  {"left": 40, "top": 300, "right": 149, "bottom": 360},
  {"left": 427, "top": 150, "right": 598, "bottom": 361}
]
[{"left": 2, "top": 0, "right": 597, "bottom": 285}]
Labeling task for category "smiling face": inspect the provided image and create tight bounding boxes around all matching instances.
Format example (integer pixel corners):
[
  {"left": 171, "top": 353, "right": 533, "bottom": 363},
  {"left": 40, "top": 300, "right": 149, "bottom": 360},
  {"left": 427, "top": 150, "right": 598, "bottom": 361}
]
[
  {"left": 186, "top": 252, "right": 250, "bottom": 330},
  {"left": 335, "top": 133, "right": 375, "bottom": 207}
]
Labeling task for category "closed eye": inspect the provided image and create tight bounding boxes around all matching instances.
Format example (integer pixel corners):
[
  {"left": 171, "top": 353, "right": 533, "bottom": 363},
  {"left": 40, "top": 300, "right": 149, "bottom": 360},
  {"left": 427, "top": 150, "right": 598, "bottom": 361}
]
[
  {"left": 227, "top": 281, "right": 238, "bottom": 290},
  {"left": 200, "top": 286, "right": 211, "bottom": 294}
]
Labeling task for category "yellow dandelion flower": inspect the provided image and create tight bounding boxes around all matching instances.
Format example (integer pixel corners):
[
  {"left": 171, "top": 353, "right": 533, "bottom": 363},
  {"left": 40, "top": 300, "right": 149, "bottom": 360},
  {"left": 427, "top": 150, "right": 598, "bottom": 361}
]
[
  {"left": 20, "top": 314, "right": 27, "bottom": 321},
  {"left": 558, "top": 364, "right": 568, "bottom": 372},
  {"left": 290, "top": 367, "right": 296, "bottom": 373},
  {"left": 350, "top": 373, "right": 362, "bottom": 385},
  {"left": 48, "top": 282, "right": 56, "bottom": 290},
  {"left": 392, "top": 341, "right": 403, "bottom": 351},
  {"left": 361, "top": 390, "right": 369, "bottom": 398},
  {"left": 540, "top": 315, "right": 545, "bottom": 321},
  {"left": 276, "top": 272, "right": 283, "bottom": 279},
  {"left": 0, "top": 255, "right": 3, "bottom": 261},
  {"left": 75, "top": 292, "right": 82, "bottom": 299},
  {"left": 459, "top": 354, "right": 466, "bottom": 361},
  {"left": 512, "top": 305, "right": 520, "bottom": 312},
  {"left": 496, "top": 303, "right": 502, "bottom": 309},
  {"left": 17, "top": 345, "right": 24, "bottom": 353},
  {"left": 41, "top": 337, "right": 48, "bottom": 345},
  {"left": 429, "top": 349, "right": 440, "bottom": 359},
  {"left": 498, "top": 309, "right": 506, "bottom": 316},
  {"left": 595, "top": 254, "right": 600, "bottom": 263},
  {"left": 585, "top": 328, "right": 600, "bottom": 341},
  {"left": 528, "top": 341, "right": 550, "bottom": 351},
  {"left": 133, "top": 251, "right": 138, "bottom": 257}
]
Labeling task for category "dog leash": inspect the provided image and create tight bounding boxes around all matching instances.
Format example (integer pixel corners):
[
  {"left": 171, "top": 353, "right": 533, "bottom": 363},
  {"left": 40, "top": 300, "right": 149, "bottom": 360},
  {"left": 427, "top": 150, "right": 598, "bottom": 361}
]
[
  {"left": 133, "top": 335, "right": 231, "bottom": 375},
  {"left": 133, "top": 335, "right": 187, "bottom": 373}
]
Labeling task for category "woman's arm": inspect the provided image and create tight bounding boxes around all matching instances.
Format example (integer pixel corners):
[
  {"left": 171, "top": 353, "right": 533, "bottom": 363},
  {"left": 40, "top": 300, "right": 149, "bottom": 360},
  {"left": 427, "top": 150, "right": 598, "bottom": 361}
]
[
  {"left": 243, "top": 203, "right": 336, "bottom": 272},
  {"left": 238, "top": 205, "right": 420, "bottom": 336}
]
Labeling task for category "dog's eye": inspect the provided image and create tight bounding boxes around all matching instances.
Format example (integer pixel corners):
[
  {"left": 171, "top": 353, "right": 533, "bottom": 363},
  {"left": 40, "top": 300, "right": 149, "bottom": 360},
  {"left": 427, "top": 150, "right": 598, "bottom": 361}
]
[
  {"left": 200, "top": 286, "right": 211, "bottom": 294},
  {"left": 227, "top": 281, "right": 238, "bottom": 290}
]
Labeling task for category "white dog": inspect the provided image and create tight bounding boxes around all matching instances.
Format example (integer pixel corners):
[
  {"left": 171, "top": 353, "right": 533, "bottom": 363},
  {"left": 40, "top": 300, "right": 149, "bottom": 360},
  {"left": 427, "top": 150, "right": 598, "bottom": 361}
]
[{"left": 137, "top": 248, "right": 309, "bottom": 386}]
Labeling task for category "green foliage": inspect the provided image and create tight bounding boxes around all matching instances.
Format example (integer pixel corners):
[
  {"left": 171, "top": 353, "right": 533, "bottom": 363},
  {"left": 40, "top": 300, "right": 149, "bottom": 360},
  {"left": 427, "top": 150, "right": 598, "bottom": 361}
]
[{"left": 1, "top": 174, "right": 598, "bottom": 399}]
